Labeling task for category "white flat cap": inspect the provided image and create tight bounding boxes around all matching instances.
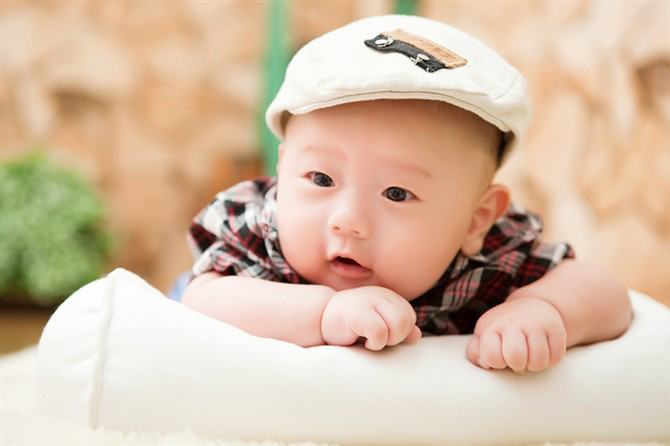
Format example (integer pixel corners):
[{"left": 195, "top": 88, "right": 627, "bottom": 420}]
[{"left": 266, "top": 14, "right": 531, "bottom": 159}]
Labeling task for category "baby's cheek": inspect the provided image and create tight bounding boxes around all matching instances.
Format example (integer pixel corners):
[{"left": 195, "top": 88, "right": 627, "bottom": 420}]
[
  {"left": 280, "top": 225, "right": 331, "bottom": 285},
  {"left": 400, "top": 240, "right": 460, "bottom": 298},
  {"left": 379, "top": 255, "right": 448, "bottom": 301}
]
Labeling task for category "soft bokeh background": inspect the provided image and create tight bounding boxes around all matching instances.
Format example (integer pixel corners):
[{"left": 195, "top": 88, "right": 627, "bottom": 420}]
[{"left": 1, "top": 0, "right": 669, "bottom": 317}]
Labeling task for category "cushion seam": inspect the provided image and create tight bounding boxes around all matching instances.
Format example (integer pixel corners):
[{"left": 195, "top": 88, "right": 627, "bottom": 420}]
[{"left": 87, "top": 272, "right": 115, "bottom": 428}]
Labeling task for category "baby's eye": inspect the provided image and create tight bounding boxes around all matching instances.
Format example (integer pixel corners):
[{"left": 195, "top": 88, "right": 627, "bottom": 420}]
[
  {"left": 309, "top": 172, "right": 335, "bottom": 187},
  {"left": 383, "top": 186, "right": 415, "bottom": 202}
]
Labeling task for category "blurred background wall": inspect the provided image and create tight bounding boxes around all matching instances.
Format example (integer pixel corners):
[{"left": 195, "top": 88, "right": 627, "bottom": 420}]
[{"left": 1, "top": 0, "right": 668, "bottom": 304}]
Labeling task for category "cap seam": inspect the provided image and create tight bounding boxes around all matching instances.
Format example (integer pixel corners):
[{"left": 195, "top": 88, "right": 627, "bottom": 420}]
[{"left": 286, "top": 90, "right": 512, "bottom": 133}]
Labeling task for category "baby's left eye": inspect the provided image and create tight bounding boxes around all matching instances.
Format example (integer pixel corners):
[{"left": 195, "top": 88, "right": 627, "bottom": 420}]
[{"left": 382, "top": 187, "right": 415, "bottom": 202}]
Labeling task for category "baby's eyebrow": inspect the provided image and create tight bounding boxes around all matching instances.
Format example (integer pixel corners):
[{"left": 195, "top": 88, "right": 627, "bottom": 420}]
[
  {"left": 303, "top": 144, "right": 432, "bottom": 178},
  {"left": 303, "top": 144, "right": 343, "bottom": 157},
  {"left": 380, "top": 156, "right": 433, "bottom": 179}
]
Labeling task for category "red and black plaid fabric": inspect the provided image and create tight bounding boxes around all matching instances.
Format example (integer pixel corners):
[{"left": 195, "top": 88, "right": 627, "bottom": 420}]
[{"left": 188, "top": 177, "right": 574, "bottom": 335}]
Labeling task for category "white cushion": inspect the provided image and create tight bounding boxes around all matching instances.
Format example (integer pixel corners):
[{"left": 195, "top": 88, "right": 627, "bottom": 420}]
[{"left": 37, "top": 268, "right": 670, "bottom": 445}]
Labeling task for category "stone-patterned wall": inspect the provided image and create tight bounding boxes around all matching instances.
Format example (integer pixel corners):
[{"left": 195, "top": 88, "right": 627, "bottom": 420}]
[{"left": 1, "top": 1, "right": 668, "bottom": 304}]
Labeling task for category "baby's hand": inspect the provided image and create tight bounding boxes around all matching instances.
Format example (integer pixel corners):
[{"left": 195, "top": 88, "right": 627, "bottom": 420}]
[
  {"left": 321, "top": 286, "right": 422, "bottom": 351},
  {"left": 466, "top": 296, "right": 567, "bottom": 373}
]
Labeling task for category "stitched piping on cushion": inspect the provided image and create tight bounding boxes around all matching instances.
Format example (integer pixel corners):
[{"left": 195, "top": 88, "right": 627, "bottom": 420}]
[{"left": 87, "top": 271, "right": 116, "bottom": 428}]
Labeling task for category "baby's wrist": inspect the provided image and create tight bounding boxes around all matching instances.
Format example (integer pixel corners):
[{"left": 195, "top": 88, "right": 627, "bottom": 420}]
[
  {"left": 508, "top": 290, "right": 555, "bottom": 309},
  {"left": 317, "top": 286, "right": 338, "bottom": 345},
  {"left": 506, "top": 290, "right": 566, "bottom": 327},
  {"left": 507, "top": 287, "right": 551, "bottom": 305}
]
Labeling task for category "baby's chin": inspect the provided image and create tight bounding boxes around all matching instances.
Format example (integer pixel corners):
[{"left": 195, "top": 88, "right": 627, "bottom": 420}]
[
  {"left": 319, "top": 277, "right": 427, "bottom": 302},
  {"left": 293, "top": 261, "right": 435, "bottom": 301}
]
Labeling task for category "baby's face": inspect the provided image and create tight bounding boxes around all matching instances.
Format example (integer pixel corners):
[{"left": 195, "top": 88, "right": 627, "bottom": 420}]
[{"left": 276, "top": 100, "right": 495, "bottom": 300}]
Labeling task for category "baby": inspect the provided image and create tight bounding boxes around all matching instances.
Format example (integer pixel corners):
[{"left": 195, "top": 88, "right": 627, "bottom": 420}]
[{"left": 181, "top": 15, "right": 631, "bottom": 373}]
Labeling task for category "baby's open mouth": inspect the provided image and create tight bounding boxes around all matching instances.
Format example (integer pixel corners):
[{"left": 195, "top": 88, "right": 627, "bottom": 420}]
[
  {"left": 330, "top": 256, "right": 372, "bottom": 279},
  {"left": 336, "top": 256, "right": 361, "bottom": 266}
]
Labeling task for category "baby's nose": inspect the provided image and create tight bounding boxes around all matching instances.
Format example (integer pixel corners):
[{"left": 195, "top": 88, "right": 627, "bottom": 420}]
[{"left": 328, "top": 204, "right": 371, "bottom": 239}]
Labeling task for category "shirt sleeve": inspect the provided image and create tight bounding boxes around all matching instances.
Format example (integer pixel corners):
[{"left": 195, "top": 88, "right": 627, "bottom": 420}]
[
  {"left": 511, "top": 238, "right": 575, "bottom": 291},
  {"left": 187, "top": 178, "right": 279, "bottom": 281},
  {"left": 415, "top": 203, "right": 574, "bottom": 335}
]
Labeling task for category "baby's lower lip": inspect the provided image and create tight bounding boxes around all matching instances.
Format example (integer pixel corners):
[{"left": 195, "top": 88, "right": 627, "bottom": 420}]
[{"left": 330, "top": 257, "right": 372, "bottom": 279}]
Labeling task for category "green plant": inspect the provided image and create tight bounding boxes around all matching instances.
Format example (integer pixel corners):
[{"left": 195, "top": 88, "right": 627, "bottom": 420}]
[{"left": 0, "top": 153, "right": 112, "bottom": 306}]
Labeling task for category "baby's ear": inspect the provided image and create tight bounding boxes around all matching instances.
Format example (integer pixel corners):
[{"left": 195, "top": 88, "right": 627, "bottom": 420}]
[{"left": 461, "top": 184, "right": 511, "bottom": 256}]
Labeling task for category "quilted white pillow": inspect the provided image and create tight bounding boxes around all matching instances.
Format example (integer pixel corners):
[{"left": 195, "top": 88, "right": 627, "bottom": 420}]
[{"left": 37, "top": 268, "right": 670, "bottom": 445}]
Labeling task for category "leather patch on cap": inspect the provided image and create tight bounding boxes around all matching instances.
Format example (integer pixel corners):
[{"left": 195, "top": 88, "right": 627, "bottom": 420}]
[{"left": 364, "top": 29, "right": 467, "bottom": 73}]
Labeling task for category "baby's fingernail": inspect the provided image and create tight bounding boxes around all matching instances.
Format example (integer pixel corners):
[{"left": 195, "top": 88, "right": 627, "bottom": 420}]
[
  {"left": 478, "top": 358, "right": 490, "bottom": 370},
  {"left": 513, "top": 369, "right": 526, "bottom": 375}
]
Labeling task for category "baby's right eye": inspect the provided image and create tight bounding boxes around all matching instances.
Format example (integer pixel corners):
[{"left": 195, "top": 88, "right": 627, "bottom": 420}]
[{"left": 309, "top": 172, "right": 335, "bottom": 187}]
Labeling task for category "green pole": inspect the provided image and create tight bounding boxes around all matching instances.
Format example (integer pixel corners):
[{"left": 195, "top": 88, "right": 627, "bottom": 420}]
[
  {"left": 394, "top": 0, "right": 418, "bottom": 15},
  {"left": 259, "top": 1, "right": 417, "bottom": 175},
  {"left": 259, "top": 0, "right": 291, "bottom": 176}
]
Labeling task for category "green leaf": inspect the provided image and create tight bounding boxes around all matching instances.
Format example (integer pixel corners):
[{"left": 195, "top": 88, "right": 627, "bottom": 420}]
[{"left": 0, "top": 153, "right": 112, "bottom": 305}]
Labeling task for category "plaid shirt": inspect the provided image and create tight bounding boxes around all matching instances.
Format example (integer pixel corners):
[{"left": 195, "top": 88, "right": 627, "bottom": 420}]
[{"left": 189, "top": 177, "right": 574, "bottom": 335}]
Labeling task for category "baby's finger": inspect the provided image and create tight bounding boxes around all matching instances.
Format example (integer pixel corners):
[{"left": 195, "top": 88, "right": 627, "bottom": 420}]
[
  {"left": 375, "top": 301, "right": 413, "bottom": 346},
  {"left": 502, "top": 328, "right": 528, "bottom": 373},
  {"left": 357, "top": 311, "right": 389, "bottom": 351},
  {"left": 547, "top": 333, "right": 567, "bottom": 367},
  {"left": 478, "top": 330, "right": 506, "bottom": 369},
  {"left": 405, "top": 325, "right": 422, "bottom": 343},
  {"left": 526, "top": 331, "right": 550, "bottom": 372},
  {"left": 466, "top": 335, "right": 480, "bottom": 366}
]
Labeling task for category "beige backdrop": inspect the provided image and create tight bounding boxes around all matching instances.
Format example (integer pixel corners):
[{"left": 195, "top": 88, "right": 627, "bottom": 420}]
[{"left": 1, "top": 1, "right": 668, "bottom": 305}]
